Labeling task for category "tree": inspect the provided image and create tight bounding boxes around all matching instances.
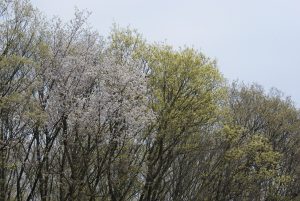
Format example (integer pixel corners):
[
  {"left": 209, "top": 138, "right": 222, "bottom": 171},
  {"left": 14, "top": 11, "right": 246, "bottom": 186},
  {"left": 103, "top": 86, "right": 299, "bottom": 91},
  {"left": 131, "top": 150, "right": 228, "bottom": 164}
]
[
  {"left": 138, "top": 45, "right": 224, "bottom": 201},
  {"left": 1, "top": 1, "right": 300, "bottom": 201}
]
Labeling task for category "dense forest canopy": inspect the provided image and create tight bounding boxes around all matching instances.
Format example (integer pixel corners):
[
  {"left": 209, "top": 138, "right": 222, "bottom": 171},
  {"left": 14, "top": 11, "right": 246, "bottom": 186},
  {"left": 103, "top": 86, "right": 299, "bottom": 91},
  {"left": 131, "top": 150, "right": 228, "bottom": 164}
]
[{"left": 0, "top": 1, "right": 300, "bottom": 201}]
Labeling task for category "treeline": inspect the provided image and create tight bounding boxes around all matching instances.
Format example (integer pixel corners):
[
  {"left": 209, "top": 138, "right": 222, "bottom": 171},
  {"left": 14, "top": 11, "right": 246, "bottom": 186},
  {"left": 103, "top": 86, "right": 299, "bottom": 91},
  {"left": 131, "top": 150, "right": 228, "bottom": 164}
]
[{"left": 0, "top": 1, "right": 300, "bottom": 201}]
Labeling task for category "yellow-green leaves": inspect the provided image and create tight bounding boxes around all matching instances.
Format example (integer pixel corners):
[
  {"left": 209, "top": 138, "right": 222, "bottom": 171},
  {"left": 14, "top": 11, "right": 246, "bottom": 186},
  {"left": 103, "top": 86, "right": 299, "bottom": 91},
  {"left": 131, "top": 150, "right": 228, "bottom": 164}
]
[
  {"left": 222, "top": 125, "right": 243, "bottom": 143},
  {"left": 0, "top": 92, "right": 22, "bottom": 110},
  {"left": 108, "top": 24, "right": 146, "bottom": 64},
  {"left": 147, "top": 45, "right": 224, "bottom": 127}
]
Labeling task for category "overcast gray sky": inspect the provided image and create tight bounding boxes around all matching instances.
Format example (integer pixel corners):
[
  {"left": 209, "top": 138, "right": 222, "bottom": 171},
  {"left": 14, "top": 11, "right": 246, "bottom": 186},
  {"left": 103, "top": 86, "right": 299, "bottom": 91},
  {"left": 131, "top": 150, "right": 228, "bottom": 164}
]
[{"left": 31, "top": 0, "right": 300, "bottom": 106}]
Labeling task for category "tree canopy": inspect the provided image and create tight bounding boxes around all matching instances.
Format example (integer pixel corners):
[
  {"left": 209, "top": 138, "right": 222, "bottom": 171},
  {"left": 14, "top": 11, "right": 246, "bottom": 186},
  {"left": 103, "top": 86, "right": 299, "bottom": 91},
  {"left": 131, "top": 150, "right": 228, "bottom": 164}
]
[{"left": 0, "top": 1, "right": 300, "bottom": 201}]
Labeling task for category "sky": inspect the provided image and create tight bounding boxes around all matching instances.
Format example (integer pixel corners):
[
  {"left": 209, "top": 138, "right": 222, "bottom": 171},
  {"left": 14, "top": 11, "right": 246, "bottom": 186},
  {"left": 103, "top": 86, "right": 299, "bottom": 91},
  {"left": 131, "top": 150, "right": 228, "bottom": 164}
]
[{"left": 31, "top": 0, "right": 300, "bottom": 106}]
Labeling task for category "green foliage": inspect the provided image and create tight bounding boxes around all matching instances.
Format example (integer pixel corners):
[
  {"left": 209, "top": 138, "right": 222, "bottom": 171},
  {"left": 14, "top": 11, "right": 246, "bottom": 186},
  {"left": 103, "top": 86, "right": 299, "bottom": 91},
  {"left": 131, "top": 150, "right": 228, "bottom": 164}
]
[
  {"left": 108, "top": 24, "right": 146, "bottom": 64},
  {"left": 0, "top": 1, "right": 300, "bottom": 201},
  {"left": 147, "top": 45, "right": 223, "bottom": 125}
]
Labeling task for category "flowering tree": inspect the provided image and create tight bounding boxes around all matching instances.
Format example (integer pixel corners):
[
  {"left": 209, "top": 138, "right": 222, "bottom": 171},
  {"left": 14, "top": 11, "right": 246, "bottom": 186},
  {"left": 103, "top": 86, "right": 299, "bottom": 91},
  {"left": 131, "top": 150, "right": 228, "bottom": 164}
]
[{"left": 1, "top": 1, "right": 300, "bottom": 201}]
